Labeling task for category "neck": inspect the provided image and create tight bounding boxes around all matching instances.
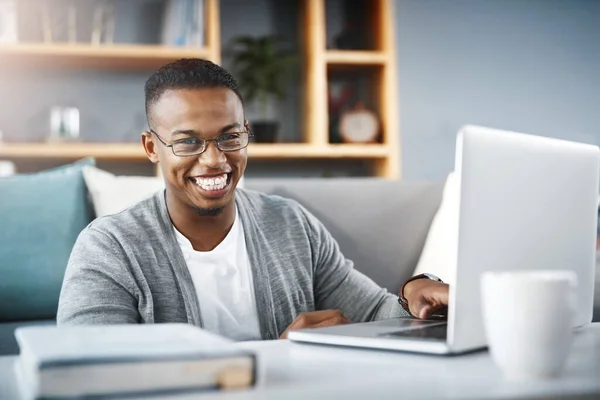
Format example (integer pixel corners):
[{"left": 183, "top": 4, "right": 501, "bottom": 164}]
[{"left": 166, "top": 191, "right": 236, "bottom": 252}]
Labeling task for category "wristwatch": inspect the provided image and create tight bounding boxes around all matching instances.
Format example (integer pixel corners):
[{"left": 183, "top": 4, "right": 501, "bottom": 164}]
[{"left": 397, "top": 273, "right": 444, "bottom": 314}]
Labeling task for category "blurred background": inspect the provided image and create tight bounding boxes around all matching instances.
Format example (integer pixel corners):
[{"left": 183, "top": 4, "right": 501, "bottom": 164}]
[{"left": 0, "top": 0, "right": 598, "bottom": 180}]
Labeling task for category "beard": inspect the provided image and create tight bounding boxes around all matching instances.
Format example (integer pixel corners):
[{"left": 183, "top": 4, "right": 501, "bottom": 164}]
[{"left": 194, "top": 205, "right": 225, "bottom": 217}]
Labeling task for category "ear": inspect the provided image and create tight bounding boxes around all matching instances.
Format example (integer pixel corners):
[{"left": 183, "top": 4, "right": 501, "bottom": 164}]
[
  {"left": 141, "top": 131, "right": 159, "bottom": 164},
  {"left": 244, "top": 119, "right": 250, "bottom": 131}
]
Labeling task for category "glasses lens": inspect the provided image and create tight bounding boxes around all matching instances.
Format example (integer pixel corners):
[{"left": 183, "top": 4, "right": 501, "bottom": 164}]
[
  {"left": 173, "top": 138, "right": 205, "bottom": 156},
  {"left": 218, "top": 132, "right": 248, "bottom": 151}
]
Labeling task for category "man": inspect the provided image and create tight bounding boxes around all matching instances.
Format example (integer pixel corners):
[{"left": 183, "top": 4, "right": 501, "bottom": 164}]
[{"left": 57, "top": 59, "right": 449, "bottom": 340}]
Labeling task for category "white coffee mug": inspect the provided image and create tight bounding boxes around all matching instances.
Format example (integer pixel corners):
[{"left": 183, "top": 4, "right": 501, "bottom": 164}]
[{"left": 481, "top": 270, "right": 577, "bottom": 381}]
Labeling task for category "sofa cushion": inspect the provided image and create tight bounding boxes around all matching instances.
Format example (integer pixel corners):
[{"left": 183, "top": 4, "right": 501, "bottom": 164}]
[
  {"left": 0, "top": 158, "right": 94, "bottom": 322},
  {"left": 413, "top": 172, "right": 458, "bottom": 284},
  {"left": 83, "top": 166, "right": 165, "bottom": 217}
]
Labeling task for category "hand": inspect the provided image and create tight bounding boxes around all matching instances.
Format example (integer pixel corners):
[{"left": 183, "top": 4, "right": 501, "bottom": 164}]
[
  {"left": 403, "top": 279, "right": 449, "bottom": 320},
  {"left": 280, "top": 310, "right": 351, "bottom": 339}
]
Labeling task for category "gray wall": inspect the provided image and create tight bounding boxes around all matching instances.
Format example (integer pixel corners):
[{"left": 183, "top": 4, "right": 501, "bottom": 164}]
[{"left": 395, "top": 0, "right": 600, "bottom": 180}]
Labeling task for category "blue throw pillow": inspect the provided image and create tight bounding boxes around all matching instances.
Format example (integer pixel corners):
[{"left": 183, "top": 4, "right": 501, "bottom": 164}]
[{"left": 0, "top": 158, "right": 95, "bottom": 322}]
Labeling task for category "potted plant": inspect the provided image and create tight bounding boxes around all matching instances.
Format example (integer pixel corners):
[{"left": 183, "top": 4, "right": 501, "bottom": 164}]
[{"left": 229, "top": 35, "right": 296, "bottom": 143}]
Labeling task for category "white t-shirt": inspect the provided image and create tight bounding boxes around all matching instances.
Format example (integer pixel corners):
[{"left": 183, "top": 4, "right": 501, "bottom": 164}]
[{"left": 173, "top": 209, "right": 262, "bottom": 341}]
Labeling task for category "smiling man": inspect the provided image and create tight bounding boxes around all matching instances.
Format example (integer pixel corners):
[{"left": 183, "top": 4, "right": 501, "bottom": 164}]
[{"left": 57, "top": 59, "right": 449, "bottom": 340}]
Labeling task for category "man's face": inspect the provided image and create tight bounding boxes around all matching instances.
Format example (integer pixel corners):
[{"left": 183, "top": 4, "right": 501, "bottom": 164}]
[{"left": 147, "top": 87, "right": 247, "bottom": 214}]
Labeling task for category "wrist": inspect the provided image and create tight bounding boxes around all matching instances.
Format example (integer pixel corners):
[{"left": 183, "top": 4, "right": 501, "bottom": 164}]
[
  {"left": 402, "top": 279, "right": 419, "bottom": 299},
  {"left": 399, "top": 273, "right": 444, "bottom": 301}
]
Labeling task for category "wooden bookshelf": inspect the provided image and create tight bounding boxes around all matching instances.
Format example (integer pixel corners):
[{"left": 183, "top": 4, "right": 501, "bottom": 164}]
[
  {"left": 0, "top": 143, "right": 390, "bottom": 161},
  {"left": 0, "top": 0, "right": 401, "bottom": 178},
  {"left": 249, "top": 143, "right": 390, "bottom": 159},
  {"left": 302, "top": 0, "right": 400, "bottom": 179},
  {"left": 0, "top": 143, "right": 145, "bottom": 160},
  {"left": 325, "top": 50, "right": 389, "bottom": 65},
  {"left": 0, "top": 0, "right": 221, "bottom": 68},
  {"left": 0, "top": 43, "right": 213, "bottom": 69}
]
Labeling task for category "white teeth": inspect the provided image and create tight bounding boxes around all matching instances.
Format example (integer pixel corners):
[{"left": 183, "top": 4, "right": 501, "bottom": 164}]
[{"left": 194, "top": 174, "right": 228, "bottom": 191}]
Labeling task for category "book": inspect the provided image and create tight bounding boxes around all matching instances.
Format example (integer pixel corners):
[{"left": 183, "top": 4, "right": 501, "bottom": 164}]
[
  {"left": 161, "top": 0, "right": 204, "bottom": 47},
  {"left": 14, "top": 324, "right": 256, "bottom": 399}
]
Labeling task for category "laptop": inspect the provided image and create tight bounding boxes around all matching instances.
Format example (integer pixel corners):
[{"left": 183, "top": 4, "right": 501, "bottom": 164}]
[{"left": 288, "top": 125, "right": 600, "bottom": 355}]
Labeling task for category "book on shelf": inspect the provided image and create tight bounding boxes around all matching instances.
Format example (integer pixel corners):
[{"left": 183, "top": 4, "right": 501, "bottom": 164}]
[
  {"left": 162, "top": 0, "right": 204, "bottom": 47},
  {"left": 14, "top": 323, "right": 256, "bottom": 399}
]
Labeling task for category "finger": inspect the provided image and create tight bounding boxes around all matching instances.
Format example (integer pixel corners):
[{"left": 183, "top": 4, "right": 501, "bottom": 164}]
[
  {"left": 331, "top": 313, "right": 351, "bottom": 324},
  {"left": 301, "top": 310, "right": 347, "bottom": 325},
  {"left": 415, "top": 284, "right": 449, "bottom": 319},
  {"left": 313, "top": 316, "right": 350, "bottom": 328},
  {"left": 287, "top": 310, "right": 346, "bottom": 331},
  {"left": 334, "top": 315, "right": 351, "bottom": 324},
  {"left": 427, "top": 305, "right": 448, "bottom": 319},
  {"left": 314, "top": 314, "right": 351, "bottom": 328},
  {"left": 409, "top": 297, "right": 430, "bottom": 319},
  {"left": 418, "top": 305, "right": 431, "bottom": 320},
  {"left": 431, "top": 285, "right": 449, "bottom": 305}
]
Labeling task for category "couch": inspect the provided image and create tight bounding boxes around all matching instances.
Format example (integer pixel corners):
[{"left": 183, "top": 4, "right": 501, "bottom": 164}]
[
  {"left": 2, "top": 172, "right": 599, "bottom": 356},
  {"left": 0, "top": 175, "right": 445, "bottom": 355}
]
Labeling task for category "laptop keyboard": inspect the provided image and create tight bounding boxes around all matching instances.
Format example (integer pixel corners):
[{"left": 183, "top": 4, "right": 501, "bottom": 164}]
[{"left": 383, "top": 323, "right": 448, "bottom": 341}]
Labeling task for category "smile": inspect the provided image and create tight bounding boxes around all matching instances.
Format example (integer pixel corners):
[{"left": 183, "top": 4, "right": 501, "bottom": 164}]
[{"left": 191, "top": 173, "right": 229, "bottom": 192}]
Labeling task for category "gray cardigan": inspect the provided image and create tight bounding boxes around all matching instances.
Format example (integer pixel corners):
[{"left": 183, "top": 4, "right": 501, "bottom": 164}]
[{"left": 57, "top": 189, "right": 409, "bottom": 339}]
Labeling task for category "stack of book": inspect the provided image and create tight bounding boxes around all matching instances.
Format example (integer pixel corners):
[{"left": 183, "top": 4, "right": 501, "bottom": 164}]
[
  {"left": 162, "top": 0, "right": 205, "bottom": 47},
  {"left": 14, "top": 324, "right": 256, "bottom": 399}
]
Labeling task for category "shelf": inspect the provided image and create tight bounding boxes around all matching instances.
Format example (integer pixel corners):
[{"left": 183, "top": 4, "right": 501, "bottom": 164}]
[
  {"left": 0, "top": 143, "right": 391, "bottom": 161},
  {"left": 0, "top": 43, "right": 212, "bottom": 69},
  {"left": 249, "top": 143, "right": 390, "bottom": 159},
  {"left": 0, "top": 143, "right": 146, "bottom": 160},
  {"left": 325, "top": 50, "right": 389, "bottom": 66}
]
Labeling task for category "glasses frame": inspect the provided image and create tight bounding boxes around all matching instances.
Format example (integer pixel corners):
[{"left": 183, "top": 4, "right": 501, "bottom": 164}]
[{"left": 150, "top": 129, "right": 254, "bottom": 157}]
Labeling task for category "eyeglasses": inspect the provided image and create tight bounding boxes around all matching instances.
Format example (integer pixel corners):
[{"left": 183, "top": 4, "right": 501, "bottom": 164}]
[{"left": 150, "top": 130, "right": 253, "bottom": 157}]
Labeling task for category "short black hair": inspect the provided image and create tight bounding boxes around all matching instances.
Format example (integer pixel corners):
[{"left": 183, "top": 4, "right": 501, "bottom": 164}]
[{"left": 144, "top": 58, "right": 243, "bottom": 128}]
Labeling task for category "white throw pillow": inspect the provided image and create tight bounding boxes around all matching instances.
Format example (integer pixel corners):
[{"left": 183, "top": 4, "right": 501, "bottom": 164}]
[
  {"left": 83, "top": 166, "right": 246, "bottom": 218},
  {"left": 0, "top": 160, "right": 15, "bottom": 177},
  {"left": 413, "top": 172, "right": 459, "bottom": 285},
  {"left": 83, "top": 166, "right": 165, "bottom": 217}
]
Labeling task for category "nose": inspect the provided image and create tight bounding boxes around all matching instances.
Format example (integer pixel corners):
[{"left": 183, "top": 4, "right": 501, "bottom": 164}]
[{"left": 198, "top": 140, "right": 227, "bottom": 168}]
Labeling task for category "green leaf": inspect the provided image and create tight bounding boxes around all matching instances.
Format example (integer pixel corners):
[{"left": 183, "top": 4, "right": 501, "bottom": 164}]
[{"left": 228, "top": 34, "right": 297, "bottom": 106}]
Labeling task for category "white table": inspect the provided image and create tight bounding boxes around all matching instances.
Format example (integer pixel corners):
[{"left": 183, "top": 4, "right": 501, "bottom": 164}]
[{"left": 1, "top": 324, "right": 599, "bottom": 399}]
